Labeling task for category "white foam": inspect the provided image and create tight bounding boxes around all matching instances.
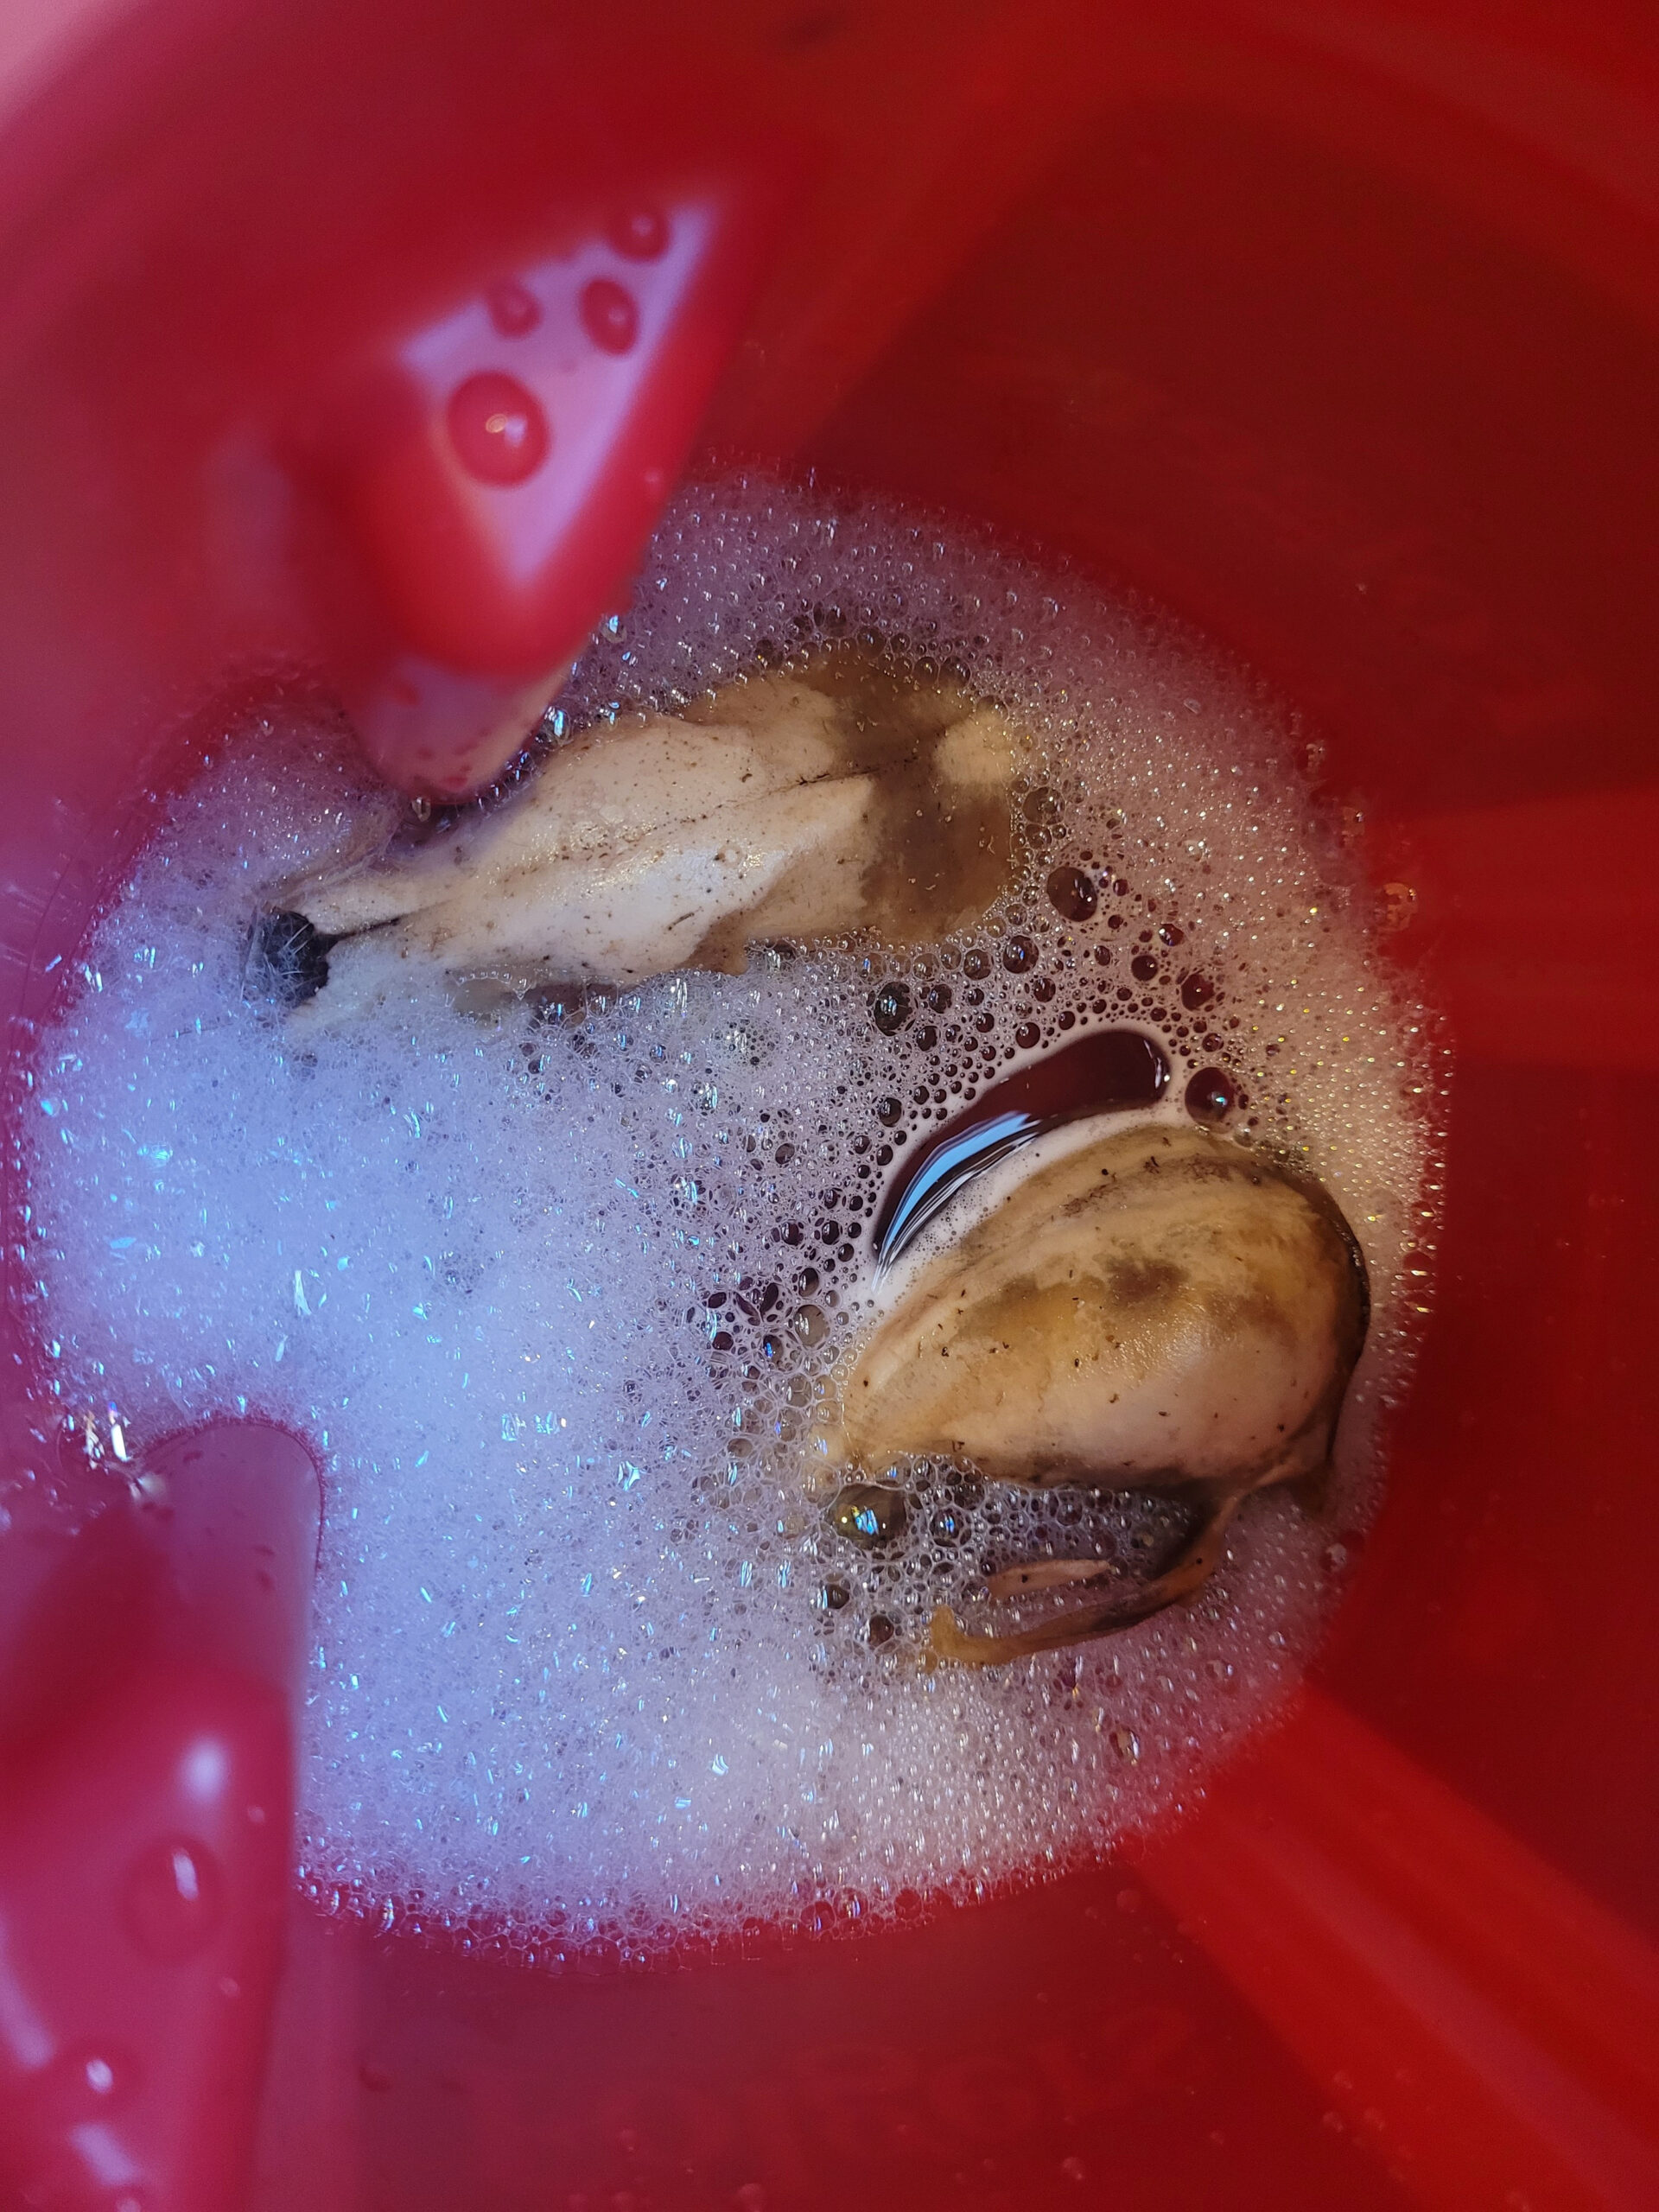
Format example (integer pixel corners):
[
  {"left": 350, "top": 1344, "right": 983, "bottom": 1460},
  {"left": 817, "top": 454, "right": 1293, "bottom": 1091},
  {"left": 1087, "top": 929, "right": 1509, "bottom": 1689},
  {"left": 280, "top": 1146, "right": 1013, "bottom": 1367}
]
[{"left": 19, "top": 477, "right": 1439, "bottom": 1952}]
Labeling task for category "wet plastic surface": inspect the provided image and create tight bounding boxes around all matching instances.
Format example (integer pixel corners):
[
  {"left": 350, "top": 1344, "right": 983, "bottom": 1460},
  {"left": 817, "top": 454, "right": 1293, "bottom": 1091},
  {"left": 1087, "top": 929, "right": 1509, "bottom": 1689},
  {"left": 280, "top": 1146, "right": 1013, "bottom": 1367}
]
[
  {"left": 0, "top": 3, "right": 1656, "bottom": 2207},
  {"left": 0, "top": 1425, "right": 316, "bottom": 2209},
  {"left": 298, "top": 181, "right": 782, "bottom": 798}
]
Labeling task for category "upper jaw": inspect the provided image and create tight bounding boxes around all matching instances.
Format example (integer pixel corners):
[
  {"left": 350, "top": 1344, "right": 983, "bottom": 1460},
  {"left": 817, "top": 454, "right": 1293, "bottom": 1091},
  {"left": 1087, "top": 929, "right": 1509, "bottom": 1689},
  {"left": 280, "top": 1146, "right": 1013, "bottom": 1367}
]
[{"left": 268, "top": 657, "right": 1025, "bottom": 1027}]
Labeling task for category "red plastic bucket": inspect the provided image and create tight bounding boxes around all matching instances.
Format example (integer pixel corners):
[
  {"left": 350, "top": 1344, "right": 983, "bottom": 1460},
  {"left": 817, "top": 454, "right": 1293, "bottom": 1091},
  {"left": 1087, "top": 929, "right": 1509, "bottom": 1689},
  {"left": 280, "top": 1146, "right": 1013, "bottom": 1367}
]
[{"left": 0, "top": 5, "right": 1655, "bottom": 2207}]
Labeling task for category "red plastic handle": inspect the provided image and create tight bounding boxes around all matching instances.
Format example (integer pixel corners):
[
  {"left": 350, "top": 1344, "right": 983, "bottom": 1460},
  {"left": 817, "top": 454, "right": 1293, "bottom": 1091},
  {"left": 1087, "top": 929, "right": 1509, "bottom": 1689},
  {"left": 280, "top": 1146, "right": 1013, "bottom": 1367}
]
[
  {"left": 0, "top": 1421, "right": 320, "bottom": 2211},
  {"left": 0, "top": 1660, "right": 291, "bottom": 2212},
  {"left": 294, "top": 180, "right": 782, "bottom": 801}
]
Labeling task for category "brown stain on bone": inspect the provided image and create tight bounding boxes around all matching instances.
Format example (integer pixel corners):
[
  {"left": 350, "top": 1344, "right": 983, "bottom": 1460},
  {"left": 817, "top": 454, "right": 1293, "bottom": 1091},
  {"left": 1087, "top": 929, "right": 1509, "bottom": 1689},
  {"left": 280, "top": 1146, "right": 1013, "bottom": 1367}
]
[
  {"left": 683, "top": 645, "right": 1017, "bottom": 953},
  {"left": 1105, "top": 1255, "right": 1185, "bottom": 1306}
]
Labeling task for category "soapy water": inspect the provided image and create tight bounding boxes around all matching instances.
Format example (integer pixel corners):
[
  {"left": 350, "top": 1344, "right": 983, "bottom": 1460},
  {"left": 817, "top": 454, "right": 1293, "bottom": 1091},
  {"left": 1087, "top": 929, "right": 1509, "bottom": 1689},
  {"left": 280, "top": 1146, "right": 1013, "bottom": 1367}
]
[{"left": 16, "top": 478, "right": 1439, "bottom": 1953}]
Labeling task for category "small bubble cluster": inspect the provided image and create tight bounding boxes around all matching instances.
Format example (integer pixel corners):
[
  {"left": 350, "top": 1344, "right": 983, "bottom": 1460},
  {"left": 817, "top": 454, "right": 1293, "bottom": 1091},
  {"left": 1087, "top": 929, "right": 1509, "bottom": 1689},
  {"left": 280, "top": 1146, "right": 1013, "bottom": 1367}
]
[{"left": 15, "top": 476, "right": 1440, "bottom": 1955}]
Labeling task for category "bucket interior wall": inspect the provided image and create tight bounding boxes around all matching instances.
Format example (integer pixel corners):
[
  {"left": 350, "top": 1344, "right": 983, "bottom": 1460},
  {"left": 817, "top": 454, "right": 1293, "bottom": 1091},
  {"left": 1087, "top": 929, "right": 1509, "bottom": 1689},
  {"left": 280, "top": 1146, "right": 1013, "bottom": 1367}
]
[
  {"left": 806, "top": 83, "right": 1659, "bottom": 1912},
  {"left": 0, "top": 6, "right": 1654, "bottom": 2208}
]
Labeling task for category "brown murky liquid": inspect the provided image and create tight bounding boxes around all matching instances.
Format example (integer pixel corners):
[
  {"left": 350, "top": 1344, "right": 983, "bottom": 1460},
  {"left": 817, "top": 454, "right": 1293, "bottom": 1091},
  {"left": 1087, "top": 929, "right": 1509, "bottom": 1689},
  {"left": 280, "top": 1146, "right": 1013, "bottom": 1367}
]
[
  {"left": 872, "top": 1027, "right": 1170, "bottom": 1265},
  {"left": 679, "top": 648, "right": 1015, "bottom": 957}
]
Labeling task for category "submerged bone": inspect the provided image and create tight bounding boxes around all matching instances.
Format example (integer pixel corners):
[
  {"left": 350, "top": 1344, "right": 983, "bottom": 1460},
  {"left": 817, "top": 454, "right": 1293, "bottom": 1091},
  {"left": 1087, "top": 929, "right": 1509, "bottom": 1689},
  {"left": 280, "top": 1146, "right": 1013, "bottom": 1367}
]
[
  {"left": 296, "top": 710, "right": 844, "bottom": 940},
  {"left": 283, "top": 657, "right": 1021, "bottom": 1023},
  {"left": 308, "top": 772, "right": 878, "bottom": 1020},
  {"left": 831, "top": 1122, "right": 1369, "bottom": 1665},
  {"left": 840, "top": 1122, "right": 1368, "bottom": 1497},
  {"left": 925, "top": 1492, "right": 1245, "bottom": 1669}
]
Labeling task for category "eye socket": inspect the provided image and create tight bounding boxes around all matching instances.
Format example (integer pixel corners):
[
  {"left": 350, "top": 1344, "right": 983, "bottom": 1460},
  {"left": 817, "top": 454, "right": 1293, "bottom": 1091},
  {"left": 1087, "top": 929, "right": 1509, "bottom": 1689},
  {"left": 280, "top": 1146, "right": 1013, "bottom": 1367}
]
[{"left": 245, "top": 911, "right": 334, "bottom": 1008}]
